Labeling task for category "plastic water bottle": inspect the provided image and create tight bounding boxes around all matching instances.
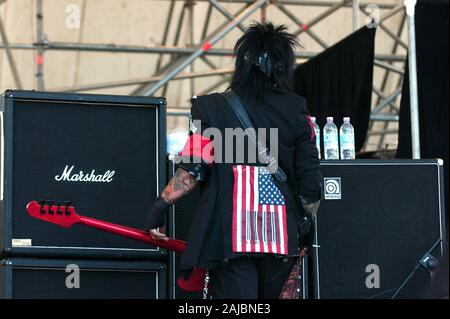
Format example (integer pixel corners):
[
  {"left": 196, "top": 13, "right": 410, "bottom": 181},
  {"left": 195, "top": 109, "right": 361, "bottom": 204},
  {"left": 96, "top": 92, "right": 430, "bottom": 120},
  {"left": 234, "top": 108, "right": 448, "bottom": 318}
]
[
  {"left": 323, "top": 117, "right": 339, "bottom": 160},
  {"left": 310, "top": 117, "right": 321, "bottom": 159},
  {"left": 339, "top": 117, "right": 355, "bottom": 159}
]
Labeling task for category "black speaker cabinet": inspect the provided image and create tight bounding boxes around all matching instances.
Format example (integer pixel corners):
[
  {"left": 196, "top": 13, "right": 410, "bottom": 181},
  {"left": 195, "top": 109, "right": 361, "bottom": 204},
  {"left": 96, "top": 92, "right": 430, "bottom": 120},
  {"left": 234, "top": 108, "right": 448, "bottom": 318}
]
[
  {"left": 313, "top": 159, "right": 446, "bottom": 299},
  {"left": 0, "top": 90, "right": 166, "bottom": 259},
  {"left": 0, "top": 258, "right": 166, "bottom": 299}
]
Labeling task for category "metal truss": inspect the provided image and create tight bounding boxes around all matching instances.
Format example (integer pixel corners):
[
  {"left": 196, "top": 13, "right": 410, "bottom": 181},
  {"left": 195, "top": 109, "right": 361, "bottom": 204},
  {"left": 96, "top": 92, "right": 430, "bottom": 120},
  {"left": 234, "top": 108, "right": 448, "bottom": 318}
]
[{"left": 0, "top": 0, "right": 411, "bottom": 152}]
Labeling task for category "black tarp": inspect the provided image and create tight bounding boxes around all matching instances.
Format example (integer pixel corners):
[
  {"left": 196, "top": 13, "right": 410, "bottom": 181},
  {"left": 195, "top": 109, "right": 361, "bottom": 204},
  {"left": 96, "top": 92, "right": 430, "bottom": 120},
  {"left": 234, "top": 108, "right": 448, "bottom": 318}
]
[
  {"left": 292, "top": 27, "right": 376, "bottom": 152},
  {"left": 396, "top": 0, "right": 449, "bottom": 177}
]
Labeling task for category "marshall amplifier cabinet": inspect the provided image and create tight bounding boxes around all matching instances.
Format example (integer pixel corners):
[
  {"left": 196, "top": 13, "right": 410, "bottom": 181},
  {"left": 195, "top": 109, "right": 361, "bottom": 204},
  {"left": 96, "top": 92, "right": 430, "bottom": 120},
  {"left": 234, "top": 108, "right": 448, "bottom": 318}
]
[
  {"left": 313, "top": 159, "right": 446, "bottom": 299},
  {"left": 0, "top": 90, "right": 166, "bottom": 259},
  {"left": 0, "top": 258, "right": 166, "bottom": 299}
]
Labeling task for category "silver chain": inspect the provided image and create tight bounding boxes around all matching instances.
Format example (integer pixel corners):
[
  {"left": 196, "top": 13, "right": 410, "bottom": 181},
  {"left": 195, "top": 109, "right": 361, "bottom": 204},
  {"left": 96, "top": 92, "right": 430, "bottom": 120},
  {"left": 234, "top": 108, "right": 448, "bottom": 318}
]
[{"left": 202, "top": 270, "right": 210, "bottom": 299}]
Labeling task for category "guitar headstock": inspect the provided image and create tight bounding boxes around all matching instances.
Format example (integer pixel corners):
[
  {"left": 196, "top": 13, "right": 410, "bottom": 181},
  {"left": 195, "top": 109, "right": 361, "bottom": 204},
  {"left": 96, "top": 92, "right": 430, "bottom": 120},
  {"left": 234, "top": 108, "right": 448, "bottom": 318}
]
[{"left": 26, "top": 200, "right": 81, "bottom": 228}]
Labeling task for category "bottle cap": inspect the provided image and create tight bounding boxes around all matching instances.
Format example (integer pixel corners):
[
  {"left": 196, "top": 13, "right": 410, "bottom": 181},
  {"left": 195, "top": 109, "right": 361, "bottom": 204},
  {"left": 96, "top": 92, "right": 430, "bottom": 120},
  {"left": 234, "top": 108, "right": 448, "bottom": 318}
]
[
  {"left": 326, "top": 117, "right": 333, "bottom": 122},
  {"left": 310, "top": 116, "right": 316, "bottom": 122},
  {"left": 343, "top": 117, "right": 350, "bottom": 122}
]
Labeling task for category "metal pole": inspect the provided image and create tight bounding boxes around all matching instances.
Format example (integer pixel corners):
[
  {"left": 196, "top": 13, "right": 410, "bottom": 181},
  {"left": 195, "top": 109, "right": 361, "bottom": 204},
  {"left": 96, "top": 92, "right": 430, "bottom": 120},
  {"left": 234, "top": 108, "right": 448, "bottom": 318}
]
[
  {"left": 187, "top": 0, "right": 196, "bottom": 96},
  {"left": 36, "top": 0, "right": 45, "bottom": 90},
  {"left": 201, "top": 2, "right": 214, "bottom": 40},
  {"left": 367, "top": 129, "right": 399, "bottom": 136},
  {"left": 0, "top": 14, "right": 23, "bottom": 88},
  {"left": 1, "top": 42, "right": 407, "bottom": 62},
  {"left": 149, "top": 0, "right": 397, "bottom": 9},
  {"left": 198, "top": 75, "right": 232, "bottom": 95},
  {"left": 167, "top": 111, "right": 190, "bottom": 117},
  {"left": 209, "top": 0, "right": 246, "bottom": 33},
  {"left": 379, "top": 3, "right": 404, "bottom": 22},
  {"left": 372, "top": 86, "right": 400, "bottom": 113},
  {"left": 359, "top": 5, "right": 408, "bottom": 50},
  {"left": 370, "top": 114, "right": 399, "bottom": 121},
  {"left": 72, "top": 0, "right": 86, "bottom": 87},
  {"left": 293, "top": 0, "right": 351, "bottom": 37},
  {"left": 362, "top": 3, "right": 407, "bottom": 150},
  {"left": 376, "top": 11, "right": 406, "bottom": 150},
  {"left": 378, "top": 23, "right": 408, "bottom": 50},
  {"left": 132, "top": 0, "right": 186, "bottom": 96},
  {"left": 154, "top": 1, "right": 248, "bottom": 97},
  {"left": 162, "top": 1, "right": 188, "bottom": 97},
  {"left": 49, "top": 68, "right": 234, "bottom": 92},
  {"left": 200, "top": 56, "right": 230, "bottom": 84},
  {"left": 373, "top": 60, "right": 404, "bottom": 75},
  {"left": 405, "top": 0, "right": 421, "bottom": 159},
  {"left": 143, "top": 0, "right": 267, "bottom": 96},
  {"left": 376, "top": 12, "right": 407, "bottom": 105},
  {"left": 353, "top": 0, "right": 360, "bottom": 30},
  {"left": 371, "top": 87, "right": 402, "bottom": 114},
  {"left": 273, "top": 1, "right": 329, "bottom": 49},
  {"left": 154, "top": 0, "right": 176, "bottom": 71},
  {"left": 201, "top": 3, "right": 250, "bottom": 43},
  {"left": 131, "top": 57, "right": 187, "bottom": 95},
  {"left": 260, "top": 0, "right": 266, "bottom": 23}
]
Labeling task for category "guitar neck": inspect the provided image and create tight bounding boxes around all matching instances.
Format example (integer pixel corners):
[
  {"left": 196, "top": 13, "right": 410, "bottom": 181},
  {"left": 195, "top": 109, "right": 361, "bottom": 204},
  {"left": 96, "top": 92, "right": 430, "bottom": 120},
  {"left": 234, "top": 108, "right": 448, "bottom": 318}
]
[{"left": 77, "top": 215, "right": 186, "bottom": 253}]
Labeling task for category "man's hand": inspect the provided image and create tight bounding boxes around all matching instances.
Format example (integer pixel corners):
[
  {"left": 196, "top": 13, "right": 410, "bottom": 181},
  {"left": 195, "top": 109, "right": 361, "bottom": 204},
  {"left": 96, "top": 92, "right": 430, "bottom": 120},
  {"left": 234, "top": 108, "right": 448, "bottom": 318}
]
[
  {"left": 144, "top": 197, "right": 170, "bottom": 231},
  {"left": 303, "top": 200, "right": 320, "bottom": 221},
  {"left": 148, "top": 228, "right": 168, "bottom": 241}
]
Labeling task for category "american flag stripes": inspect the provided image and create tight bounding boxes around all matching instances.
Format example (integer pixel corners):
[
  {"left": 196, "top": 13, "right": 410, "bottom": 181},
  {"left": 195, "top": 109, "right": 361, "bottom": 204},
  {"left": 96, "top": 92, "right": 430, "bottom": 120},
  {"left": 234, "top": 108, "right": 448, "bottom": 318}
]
[{"left": 232, "top": 165, "right": 288, "bottom": 255}]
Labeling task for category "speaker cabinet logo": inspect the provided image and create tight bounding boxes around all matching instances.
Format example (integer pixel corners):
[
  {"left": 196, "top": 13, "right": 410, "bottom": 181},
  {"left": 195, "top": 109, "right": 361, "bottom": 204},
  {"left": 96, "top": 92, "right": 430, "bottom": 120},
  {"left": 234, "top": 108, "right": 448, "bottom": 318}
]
[
  {"left": 55, "top": 165, "right": 115, "bottom": 183},
  {"left": 324, "top": 177, "right": 341, "bottom": 200}
]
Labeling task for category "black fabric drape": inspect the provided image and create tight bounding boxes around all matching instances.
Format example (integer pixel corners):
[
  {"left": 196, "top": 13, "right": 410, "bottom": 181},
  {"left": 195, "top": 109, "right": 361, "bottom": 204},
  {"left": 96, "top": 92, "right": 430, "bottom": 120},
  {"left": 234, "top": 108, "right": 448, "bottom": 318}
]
[
  {"left": 396, "top": 0, "right": 449, "bottom": 184},
  {"left": 396, "top": 0, "right": 449, "bottom": 227},
  {"left": 292, "top": 27, "right": 376, "bottom": 152}
]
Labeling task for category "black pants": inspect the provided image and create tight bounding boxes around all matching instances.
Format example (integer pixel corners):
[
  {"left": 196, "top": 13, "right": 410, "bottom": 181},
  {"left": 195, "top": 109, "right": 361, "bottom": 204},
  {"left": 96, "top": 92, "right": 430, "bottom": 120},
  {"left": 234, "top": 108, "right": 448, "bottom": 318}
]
[{"left": 209, "top": 256, "right": 295, "bottom": 299}]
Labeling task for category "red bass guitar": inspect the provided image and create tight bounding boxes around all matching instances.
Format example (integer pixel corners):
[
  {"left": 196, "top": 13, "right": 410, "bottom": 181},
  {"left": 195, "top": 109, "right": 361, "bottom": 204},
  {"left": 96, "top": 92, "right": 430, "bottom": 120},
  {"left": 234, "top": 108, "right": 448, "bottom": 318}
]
[{"left": 26, "top": 200, "right": 206, "bottom": 292}]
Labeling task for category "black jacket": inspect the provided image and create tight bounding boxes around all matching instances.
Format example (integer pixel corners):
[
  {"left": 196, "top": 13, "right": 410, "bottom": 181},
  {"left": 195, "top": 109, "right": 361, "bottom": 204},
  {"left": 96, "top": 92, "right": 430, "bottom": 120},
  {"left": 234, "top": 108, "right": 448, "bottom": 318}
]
[{"left": 178, "top": 89, "right": 322, "bottom": 271}]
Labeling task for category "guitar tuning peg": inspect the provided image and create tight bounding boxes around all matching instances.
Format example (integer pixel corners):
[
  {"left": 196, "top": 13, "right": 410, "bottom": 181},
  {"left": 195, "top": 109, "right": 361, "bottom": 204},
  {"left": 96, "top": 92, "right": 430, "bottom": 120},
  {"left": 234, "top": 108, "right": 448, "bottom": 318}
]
[
  {"left": 63, "top": 201, "right": 72, "bottom": 216},
  {"left": 56, "top": 201, "right": 63, "bottom": 215},
  {"left": 47, "top": 201, "right": 54, "bottom": 214},
  {"left": 38, "top": 200, "right": 46, "bottom": 214}
]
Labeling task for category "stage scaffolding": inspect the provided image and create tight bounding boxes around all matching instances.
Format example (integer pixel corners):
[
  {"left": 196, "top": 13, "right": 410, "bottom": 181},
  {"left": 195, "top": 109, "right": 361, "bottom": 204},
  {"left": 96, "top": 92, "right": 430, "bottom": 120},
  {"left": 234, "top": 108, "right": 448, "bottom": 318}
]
[{"left": 0, "top": 0, "right": 413, "bottom": 152}]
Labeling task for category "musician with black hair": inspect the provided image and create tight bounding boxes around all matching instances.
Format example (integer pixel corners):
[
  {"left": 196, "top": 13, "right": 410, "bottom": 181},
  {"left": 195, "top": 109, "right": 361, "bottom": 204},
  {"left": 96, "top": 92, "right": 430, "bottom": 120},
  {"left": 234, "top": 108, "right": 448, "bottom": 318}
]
[{"left": 145, "top": 22, "right": 322, "bottom": 299}]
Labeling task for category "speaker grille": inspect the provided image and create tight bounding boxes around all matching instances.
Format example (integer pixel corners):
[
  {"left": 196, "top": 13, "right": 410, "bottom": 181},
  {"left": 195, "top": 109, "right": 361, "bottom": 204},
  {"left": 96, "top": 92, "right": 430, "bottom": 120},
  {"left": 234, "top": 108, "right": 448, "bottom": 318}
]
[
  {"left": 2, "top": 91, "right": 166, "bottom": 258},
  {"left": 1, "top": 258, "right": 165, "bottom": 299},
  {"left": 315, "top": 161, "right": 445, "bottom": 299}
]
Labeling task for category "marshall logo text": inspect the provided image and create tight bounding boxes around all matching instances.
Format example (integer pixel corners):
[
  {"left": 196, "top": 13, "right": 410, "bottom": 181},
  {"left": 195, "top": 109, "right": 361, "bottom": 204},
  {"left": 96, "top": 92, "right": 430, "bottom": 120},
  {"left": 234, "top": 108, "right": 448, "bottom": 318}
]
[{"left": 55, "top": 165, "right": 115, "bottom": 183}]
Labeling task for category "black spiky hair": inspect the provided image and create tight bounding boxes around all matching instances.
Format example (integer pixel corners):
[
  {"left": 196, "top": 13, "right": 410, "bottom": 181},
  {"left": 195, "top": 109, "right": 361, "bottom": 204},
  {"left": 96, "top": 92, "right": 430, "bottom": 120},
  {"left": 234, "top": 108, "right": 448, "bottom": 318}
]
[{"left": 230, "top": 22, "right": 300, "bottom": 103}]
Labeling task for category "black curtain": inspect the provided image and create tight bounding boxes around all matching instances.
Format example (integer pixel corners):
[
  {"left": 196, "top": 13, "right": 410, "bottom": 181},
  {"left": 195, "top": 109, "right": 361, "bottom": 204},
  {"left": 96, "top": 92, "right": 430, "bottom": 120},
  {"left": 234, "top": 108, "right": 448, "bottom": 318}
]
[
  {"left": 292, "top": 27, "right": 376, "bottom": 152},
  {"left": 396, "top": 0, "right": 449, "bottom": 226}
]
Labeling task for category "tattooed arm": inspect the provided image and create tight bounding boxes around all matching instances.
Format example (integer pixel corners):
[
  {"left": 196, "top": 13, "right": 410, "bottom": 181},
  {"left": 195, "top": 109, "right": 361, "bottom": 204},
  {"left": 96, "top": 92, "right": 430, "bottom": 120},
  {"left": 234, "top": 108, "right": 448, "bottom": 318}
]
[
  {"left": 145, "top": 168, "right": 198, "bottom": 240},
  {"left": 161, "top": 168, "right": 198, "bottom": 205}
]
